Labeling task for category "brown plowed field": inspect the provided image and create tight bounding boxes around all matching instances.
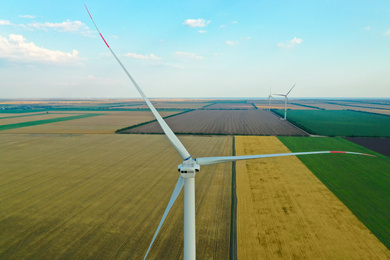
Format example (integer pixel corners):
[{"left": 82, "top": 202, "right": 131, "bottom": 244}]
[
  {"left": 122, "top": 110, "right": 307, "bottom": 136},
  {"left": 344, "top": 137, "right": 390, "bottom": 157},
  {"left": 0, "top": 134, "right": 232, "bottom": 259},
  {"left": 235, "top": 136, "right": 390, "bottom": 259}
]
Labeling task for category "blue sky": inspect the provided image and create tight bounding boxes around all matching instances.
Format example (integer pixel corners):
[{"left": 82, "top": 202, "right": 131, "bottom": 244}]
[{"left": 0, "top": 0, "right": 389, "bottom": 98}]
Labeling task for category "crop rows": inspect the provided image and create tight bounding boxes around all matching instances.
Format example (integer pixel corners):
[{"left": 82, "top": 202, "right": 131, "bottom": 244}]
[
  {"left": 0, "top": 134, "right": 232, "bottom": 259},
  {"left": 203, "top": 103, "right": 256, "bottom": 110},
  {"left": 279, "top": 136, "right": 390, "bottom": 249},
  {"left": 122, "top": 110, "right": 307, "bottom": 136},
  {"left": 2, "top": 111, "right": 179, "bottom": 134},
  {"left": 273, "top": 109, "right": 390, "bottom": 137},
  {"left": 235, "top": 136, "right": 390, "bottom": 258}
]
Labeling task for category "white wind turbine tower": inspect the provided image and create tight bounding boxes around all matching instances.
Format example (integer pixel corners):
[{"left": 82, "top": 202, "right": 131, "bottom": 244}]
[
  {"left": 267, "top": 88, "right": 275, "bottom": 111},
  {"left": 275, "top": 84, "right": 295, "bottom": 120},
  {"left": 85, "top": 6, "right": 375, "bottom": 260}
]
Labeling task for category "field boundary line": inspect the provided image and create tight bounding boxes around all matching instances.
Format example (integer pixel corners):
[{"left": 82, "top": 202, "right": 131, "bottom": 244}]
[
  {"left": 270, "top": 110, "right": 311, "bottom": 136},
  {"left": 115, "top": 109, "right": 194, "bottom": 134}
]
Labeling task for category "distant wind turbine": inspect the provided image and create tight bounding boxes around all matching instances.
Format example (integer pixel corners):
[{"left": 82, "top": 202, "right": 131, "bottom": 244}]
[
  {"left": 267, "top": 88, "right": 275, "bottom": 111},
  {"left": 274, "top": 84, "right": 295, "bottom": 120},
  {"left": 85, "top": 7, "right": 375, "bottom": 260}
]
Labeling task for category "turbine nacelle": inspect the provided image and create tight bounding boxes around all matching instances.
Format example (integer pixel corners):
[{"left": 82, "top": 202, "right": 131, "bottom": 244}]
[{"left": 178, "top": 158, "right": 200, "bottom": 178}]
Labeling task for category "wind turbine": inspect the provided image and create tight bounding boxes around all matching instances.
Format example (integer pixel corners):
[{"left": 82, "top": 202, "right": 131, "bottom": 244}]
[
  {"left": 85, "top": 7, "right": 374, "bottom": 260},
  {"left": 274, "top": 84, "right": 295, "bottom": 120},
  {"left": 267, "top": 88, "right": 275, "bottom": 111}
]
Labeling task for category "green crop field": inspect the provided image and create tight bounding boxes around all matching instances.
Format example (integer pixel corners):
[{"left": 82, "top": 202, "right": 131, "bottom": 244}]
[
  {"left": 278, "top": 136, "right": 390, "bottom": 249},
  {"left": 273, "top": 110, "right": 390, "bottom": 137}
]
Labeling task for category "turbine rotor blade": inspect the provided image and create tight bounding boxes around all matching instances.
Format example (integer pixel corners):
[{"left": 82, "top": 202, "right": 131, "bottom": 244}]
[
  {"left": 286, "top": 84, "right": 296, "bottom": 96},
  {"left": 144, "top": 176, "right": 184, "bottom": 260},
  {"left": 196, "top": 151, "right": 375, "bottom": 166},
  {"left": 85, "top": 5, "right": 191, "bottom": 160},
  {"left": 274, "top": 94, "right": 286, "bottom": 96}
]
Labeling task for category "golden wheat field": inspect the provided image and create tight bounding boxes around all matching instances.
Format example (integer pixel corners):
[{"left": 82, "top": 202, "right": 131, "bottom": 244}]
[
  {"left": 1, "top": 111, "right": 179, "bottom": 134},
  {"left": 235, "top": 136, "right": 390, "bottom": 259},
  {"left": 0, "top": 134, "right": 232, "bottom": 259}
]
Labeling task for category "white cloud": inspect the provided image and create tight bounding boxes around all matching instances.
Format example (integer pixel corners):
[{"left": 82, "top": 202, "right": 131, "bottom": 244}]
[
  {"left": 219, "top": 25, "right": 226, "bottom": 29},
  {"left": 175, "top": 51, "right": 205, "bottom": 60},
  {"left": 198, "top": 30, "right": 207, "bottom": 34},
  {"left": 0, "top": 34, "right": 79, "bottom": 63},
  {"left": 364, "top": 26, "right": 370, "bottom": 31},
  {"left": 277, "top": 37, "right": 303, "bottom": 48},
  {"left": 28, "top": 20, "right": 86, "bottom": 32},
  {"left": 0, "top": 20, "right": 12, "bottom": 25},
  {"left": 225, "top": 40, "right": 239, "bottom": 46},
  {"left": 88, "top": 75, "right": 96, "bottom": 80},
  {"left": 111, "top": 35, "right": 119, "bottom": 39},
  {"left": 1, "top": 18, "right": 93, "bottom": 36},
  {"left": 384, "top": 29, "right": 390, "bottom": 36},
  {"left": 183, "top": 19, "right": 210, "bottom": 28},
  {"left": 26, "top": 20, "right": 94, "bottom": 36},
  {"left": 124, "top": 53, "right": 162, "bottom": 60},
  {"left": 19, "top": 15, "right": 36, "bottom": 19}
]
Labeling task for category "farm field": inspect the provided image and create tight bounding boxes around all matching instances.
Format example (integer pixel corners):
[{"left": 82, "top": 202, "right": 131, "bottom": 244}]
[
  {"left": 1, "top": 111, "right": 180, "bottom": 134},
  {"left": 0, "top": 134, "right": 232, "bottom": 259},
  {"left": 345, "top": 137, "right": 390, "bottom": 157},
  {"left": 290, "top": 100, "right": 390, "bottom": 114},
  {"left": 124, "top": 102, "right": 211, "bottom": 110},
  {"left": 203, "top": 102, "right": 256, "bottom": 110},
  {"left": 253, "top": 100, "right": 312, "bottom": 110},
  {"left": 278, "top": 136, "right": 390, "bottom": 249},
  {"left": 235, "top": 136, "right": 390, "bottom": 259},
  {"left": 0, "top": 114, "right": 103, "bottom": 132},
  {"left": 0, "top": 112, "right": 50, "bottom": 118},
  {"left": 273, "top": 109, "right": 390, "bottom": 137},
  {"left": 350, "top": 107, "right": 390, "bottom": 116},
  {"left": 0, "top": 113, "right": 80, "bottom": 126},
  {"left": 122, "top": 110, "right": 307, "bottom": 136},
  {"left": 327, "top": 101, "right": 390, "bottom": 110}
]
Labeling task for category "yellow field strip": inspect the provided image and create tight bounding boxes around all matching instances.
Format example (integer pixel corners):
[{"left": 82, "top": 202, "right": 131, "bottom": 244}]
[
  {"left": 236, "top": 136, "right": 390, "bottom": 259},
  {"left": 1, "top": 111, "right": 178, "bottom": 134},
  {"left": 0, "top": 134, "right": 232, "bottom": 259}
]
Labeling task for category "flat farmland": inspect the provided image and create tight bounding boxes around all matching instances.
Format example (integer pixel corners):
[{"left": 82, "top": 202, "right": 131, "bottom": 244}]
[
  {"left": 274, "top": 109, "right": 390, "bottom": 137},
  {"left": 279, "top": 137, "right": 390, "bottom": 249},
  {"left": 122, "top": 110, "right": 307, "bottom": 136},
  {"left": 0, "top": 112, "right": 49, "bottom": 118},
  {"left": 204, "top": 102, "right": 256, "bottom": 110},
  {"left": 0, "top": 134, "right": 232, "bottom": 259},
  {"left": 0, "top": 113, "right": 80, "bottom": 126},
  {"left": 235, "top": 136, "right": 390, "bottom": 259},
  {"left": 124, "top": 102, "right": 211, "bottom": 110},
  {"left": 253, "top": 101, "right": 310, "bottom": 110},
  {"left": 345, "top": 137, "right": 390, "bottom": 157},
  {"left": 1, "top": 111, "right": 180, "bottom": 134},
  {"left": 352, "top": 108, "right": 390, "bottom": 116}
]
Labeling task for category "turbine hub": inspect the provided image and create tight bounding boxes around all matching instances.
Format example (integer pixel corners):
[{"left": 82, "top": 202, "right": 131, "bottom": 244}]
[{"left": 178, "top": 158, "right": 200, "bottom": 178}]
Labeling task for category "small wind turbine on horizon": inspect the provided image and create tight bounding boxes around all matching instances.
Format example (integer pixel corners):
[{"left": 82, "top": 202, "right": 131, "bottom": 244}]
[
  {"left": 85, "top": 6, "right": 375, "bottom": 260},
  {"left": 267, "top": 88, "right": 275, "bottom": 111},
  {"left": 274, "top": 84, "right": 295, "bottom": 120}
]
